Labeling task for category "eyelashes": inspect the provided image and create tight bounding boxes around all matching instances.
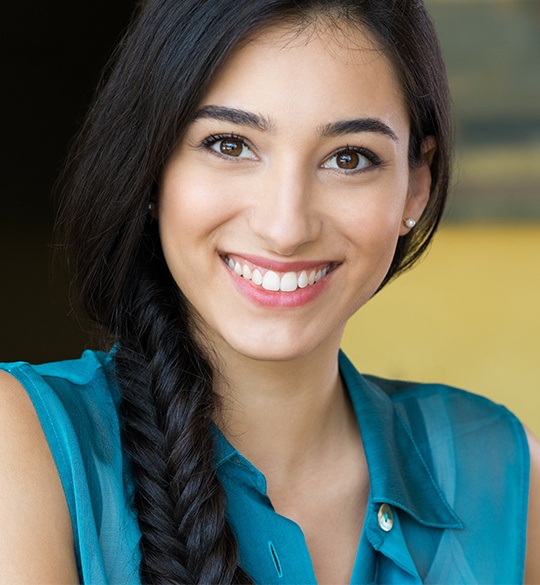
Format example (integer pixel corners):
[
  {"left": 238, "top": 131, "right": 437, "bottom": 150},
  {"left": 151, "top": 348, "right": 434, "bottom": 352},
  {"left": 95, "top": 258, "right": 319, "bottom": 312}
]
[{"left": 199, "top": 133, "right": 383, "bottom": 174}]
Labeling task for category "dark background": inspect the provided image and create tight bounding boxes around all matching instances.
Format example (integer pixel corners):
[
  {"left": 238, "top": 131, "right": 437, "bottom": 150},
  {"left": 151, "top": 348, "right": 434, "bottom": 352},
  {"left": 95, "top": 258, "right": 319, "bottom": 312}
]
[{"left": 1, "top": 1, "right": 136, "bottom": 362}]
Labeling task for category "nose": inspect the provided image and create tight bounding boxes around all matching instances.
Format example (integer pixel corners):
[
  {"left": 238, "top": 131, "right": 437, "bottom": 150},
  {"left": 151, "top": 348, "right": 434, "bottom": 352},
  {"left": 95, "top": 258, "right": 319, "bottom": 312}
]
[{"left": 249, "top": 165, "right": 321, "bottom": 256}]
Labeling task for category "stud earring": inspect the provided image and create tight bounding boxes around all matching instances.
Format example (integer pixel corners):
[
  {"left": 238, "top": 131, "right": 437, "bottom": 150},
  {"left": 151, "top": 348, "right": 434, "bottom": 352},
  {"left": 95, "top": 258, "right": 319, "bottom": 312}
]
[
  {"left": 403, "top": 218, "right": 416, "bottom": 229},
  {"left": 148, "top": 202, "right": 155, "bottom": 212}
]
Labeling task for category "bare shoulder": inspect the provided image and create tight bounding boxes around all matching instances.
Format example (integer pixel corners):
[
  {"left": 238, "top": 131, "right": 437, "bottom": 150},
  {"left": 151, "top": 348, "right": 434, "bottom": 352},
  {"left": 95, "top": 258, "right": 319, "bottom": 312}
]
[
  {"left": 0, "top": 370, "right": 79, "bottom": 584},
  {"left": 525, "top": 427, "right": 540, "bottom": 585}
]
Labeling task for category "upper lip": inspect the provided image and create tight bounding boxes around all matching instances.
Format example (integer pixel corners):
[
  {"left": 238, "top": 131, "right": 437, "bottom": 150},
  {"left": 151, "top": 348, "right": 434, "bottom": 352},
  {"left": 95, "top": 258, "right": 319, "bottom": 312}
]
[{"left": 221, "top": 252, "right": 337, "bottom": 273}]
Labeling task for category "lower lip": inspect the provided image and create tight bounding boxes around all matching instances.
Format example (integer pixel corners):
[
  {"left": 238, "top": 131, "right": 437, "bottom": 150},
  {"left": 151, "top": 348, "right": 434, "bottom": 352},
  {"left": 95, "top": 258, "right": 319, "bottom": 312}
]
[{"left": 223, "top": 262, "right": 333, "bottom": 308}]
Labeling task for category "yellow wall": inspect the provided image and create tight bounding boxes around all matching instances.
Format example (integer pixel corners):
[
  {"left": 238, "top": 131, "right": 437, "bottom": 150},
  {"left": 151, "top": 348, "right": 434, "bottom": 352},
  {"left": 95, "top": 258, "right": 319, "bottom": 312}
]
[{"left": 342, "top": 224, "right": 540, "bottom": 437}]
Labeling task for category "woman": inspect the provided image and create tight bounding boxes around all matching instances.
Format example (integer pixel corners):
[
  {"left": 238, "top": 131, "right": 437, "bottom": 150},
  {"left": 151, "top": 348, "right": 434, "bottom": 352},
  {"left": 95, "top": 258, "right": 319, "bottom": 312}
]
[{"left": 0, "top": 0, "right": 538, "bottom": 583}]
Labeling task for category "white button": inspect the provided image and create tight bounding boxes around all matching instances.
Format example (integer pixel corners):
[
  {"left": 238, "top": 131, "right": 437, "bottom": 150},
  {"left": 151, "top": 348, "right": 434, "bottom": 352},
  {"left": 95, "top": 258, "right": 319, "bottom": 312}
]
[{"left": 378, "top": 504, "right": 394, "bottom": 532}]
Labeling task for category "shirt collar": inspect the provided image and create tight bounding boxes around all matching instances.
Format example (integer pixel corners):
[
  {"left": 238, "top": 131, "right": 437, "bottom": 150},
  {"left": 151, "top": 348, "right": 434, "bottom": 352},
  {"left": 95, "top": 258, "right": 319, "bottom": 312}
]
[
  {"left": 213, "top": 352, "right": 463, "bottom": 530},
  {"left": 339, "top": 351, "right": 462, "bottom": 530}
]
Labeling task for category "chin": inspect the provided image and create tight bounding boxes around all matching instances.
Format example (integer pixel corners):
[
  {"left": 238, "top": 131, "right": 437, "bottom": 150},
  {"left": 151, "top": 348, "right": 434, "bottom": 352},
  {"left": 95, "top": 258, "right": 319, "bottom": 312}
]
[
  {"left": 239, "top": 347, "right": 308, "bottom": 364},
  {"left": 230, "top": 339, "right": 306, "bottom": 363},
  {"left": 217, "top": 325, "right": 342, "bottom": 365}
]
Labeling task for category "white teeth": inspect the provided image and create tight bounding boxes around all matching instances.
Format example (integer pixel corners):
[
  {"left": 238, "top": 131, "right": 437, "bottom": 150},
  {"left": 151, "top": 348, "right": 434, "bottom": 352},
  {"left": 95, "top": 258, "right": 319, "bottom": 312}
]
[
  {"left": 280, "top": 272, "right": 298, "bottom": 292},
  {"left": 262, "top": 270, "right": 280, "bottom": 291},
  {"left": 225, "top": 256, "right": 331, "bottom": 292},
  {"left": 252, "top": 268, "right": 263, "bottom": 285}
]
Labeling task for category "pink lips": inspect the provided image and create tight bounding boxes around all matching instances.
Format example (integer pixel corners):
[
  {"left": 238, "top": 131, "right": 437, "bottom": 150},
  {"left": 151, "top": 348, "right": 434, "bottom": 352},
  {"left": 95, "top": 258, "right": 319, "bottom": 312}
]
[{"left": 221, "top": 252, "right": 336, "bottom": 308}]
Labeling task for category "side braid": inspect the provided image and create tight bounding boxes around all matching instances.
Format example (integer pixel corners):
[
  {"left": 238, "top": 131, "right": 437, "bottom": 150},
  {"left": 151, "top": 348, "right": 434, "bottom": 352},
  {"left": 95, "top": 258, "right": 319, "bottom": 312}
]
[
  {"left": 114, "top": 260, "right": 252, "bottom": 584},
  {"left": 56, "top": 2, "right": 452, "bottom": 582}
]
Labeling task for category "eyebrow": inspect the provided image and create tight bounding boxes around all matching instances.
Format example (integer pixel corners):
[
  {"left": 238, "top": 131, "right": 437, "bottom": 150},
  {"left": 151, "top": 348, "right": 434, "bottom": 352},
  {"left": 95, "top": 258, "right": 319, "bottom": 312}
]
[
  {"left": 193, "top": 105, "right": 273, "bottom": 131},
  {"left": 319, "top": 118, "right": 398, "bottom": 141},
  {"left": 193, "top": 105, "right": 398, "bottom": 141}
]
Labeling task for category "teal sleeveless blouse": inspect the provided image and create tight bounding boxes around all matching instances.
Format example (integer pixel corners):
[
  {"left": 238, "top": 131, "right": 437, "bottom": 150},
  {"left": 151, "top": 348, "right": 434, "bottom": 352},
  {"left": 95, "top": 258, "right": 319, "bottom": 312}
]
[{"left": 0, "top": 350, "right": 529, "bottom": 584}]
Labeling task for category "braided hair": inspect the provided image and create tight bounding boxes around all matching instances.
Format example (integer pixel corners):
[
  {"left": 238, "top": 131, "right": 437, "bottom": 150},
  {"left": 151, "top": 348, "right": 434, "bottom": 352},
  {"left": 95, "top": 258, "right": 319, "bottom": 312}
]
[{"left": 58, "top": 0, "right": 452, "bottom": 582}]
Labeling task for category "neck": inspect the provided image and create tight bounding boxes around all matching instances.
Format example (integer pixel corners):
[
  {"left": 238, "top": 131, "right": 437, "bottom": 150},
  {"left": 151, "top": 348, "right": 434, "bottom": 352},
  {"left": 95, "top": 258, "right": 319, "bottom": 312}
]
[{"left": 212, "top": 338, "right": 357, "bottom": 485}]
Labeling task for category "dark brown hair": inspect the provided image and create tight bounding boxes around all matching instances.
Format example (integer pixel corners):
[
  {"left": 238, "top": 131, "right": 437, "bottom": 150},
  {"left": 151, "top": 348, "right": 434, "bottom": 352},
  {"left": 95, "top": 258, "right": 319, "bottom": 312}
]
[{"left": 59, "top": 1, "right": 452, "bottom": 582}]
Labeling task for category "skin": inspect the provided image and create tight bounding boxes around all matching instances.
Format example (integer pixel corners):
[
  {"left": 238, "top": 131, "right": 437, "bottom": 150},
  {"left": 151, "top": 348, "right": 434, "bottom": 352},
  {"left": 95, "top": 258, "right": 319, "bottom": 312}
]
[
  {"left": 160, "top": 24, "right": 430, "bottom": 367},
  {"left": 0, "top": 370, "right": 79, "bottom": 584},
  {"left": 525, "top": 429, "right": 540, "bottom": 585}
]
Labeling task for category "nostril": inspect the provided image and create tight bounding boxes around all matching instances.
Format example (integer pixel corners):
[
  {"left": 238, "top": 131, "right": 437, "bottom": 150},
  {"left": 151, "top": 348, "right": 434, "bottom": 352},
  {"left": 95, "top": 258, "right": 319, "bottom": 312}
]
[{"left": 268, "top": 541, "right": 283, "bottom": 578}]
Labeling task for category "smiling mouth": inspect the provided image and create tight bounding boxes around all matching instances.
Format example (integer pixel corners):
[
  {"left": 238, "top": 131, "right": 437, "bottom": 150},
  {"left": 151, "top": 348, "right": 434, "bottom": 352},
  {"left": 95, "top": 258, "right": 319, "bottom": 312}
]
[{"left": 222, "top": 255, "right": 336, "bottom": 292}]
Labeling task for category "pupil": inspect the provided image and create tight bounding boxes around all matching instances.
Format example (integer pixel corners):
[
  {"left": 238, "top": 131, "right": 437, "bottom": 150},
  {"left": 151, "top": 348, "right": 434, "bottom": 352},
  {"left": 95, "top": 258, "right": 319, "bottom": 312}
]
[
  {"left": 337, "top": 151, "right": 359, "bottom": 169},
  {"left": 220, "top": 139, "right": 242, "bottom": 156}
]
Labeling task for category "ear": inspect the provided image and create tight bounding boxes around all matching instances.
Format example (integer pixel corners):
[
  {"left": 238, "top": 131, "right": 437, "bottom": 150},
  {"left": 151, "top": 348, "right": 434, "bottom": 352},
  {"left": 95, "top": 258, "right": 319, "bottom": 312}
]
[{"left": 400, "top": 136, "right": 437, "bottom": 236}]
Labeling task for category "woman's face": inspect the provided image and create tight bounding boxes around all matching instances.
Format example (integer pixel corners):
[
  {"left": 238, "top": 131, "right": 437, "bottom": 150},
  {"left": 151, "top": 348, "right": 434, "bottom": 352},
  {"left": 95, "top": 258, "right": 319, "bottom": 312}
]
[{"left": 159, "top": 22, "right": 433, "bottom": 363}]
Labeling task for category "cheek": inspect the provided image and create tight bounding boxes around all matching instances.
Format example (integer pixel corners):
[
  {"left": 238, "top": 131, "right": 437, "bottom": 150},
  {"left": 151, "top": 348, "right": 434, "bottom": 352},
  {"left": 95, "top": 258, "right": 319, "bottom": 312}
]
[
  {"left": 337, "top": 193, "right": 405, "bottom": 290},
  {"left": 338, "top": 188, "right": 406, "bottom": 247},
  {"left": 159, "top": 169, "right": 239, "bottom": 245},
  {"left": 368, "top": 209, "right": 404, "bottom": 267}
]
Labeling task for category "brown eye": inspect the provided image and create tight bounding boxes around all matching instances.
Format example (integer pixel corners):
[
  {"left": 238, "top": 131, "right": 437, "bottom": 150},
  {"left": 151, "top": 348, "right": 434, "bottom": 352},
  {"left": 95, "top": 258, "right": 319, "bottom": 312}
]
[
  {"left": 323, "top": 147, "right": 377, "bottom": 172},
  {"left": 336, "top": 150, "right": 360, "bottom": 169},
  {"left": 220, "top": 138, "right": 244, "bottom": 156},
  {"left": 204, "top": 135, "right": 255, "bottom": 159}
]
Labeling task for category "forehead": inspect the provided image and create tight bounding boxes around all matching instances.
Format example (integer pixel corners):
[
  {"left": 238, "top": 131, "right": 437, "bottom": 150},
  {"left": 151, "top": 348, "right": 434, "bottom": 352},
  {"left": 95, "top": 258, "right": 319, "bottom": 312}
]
[
  {"left": 200, "top": 19, "right": 407, "bottom": 132},
  {"left": 252, "top": 18, "right": 384, "bottom": 66}
]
